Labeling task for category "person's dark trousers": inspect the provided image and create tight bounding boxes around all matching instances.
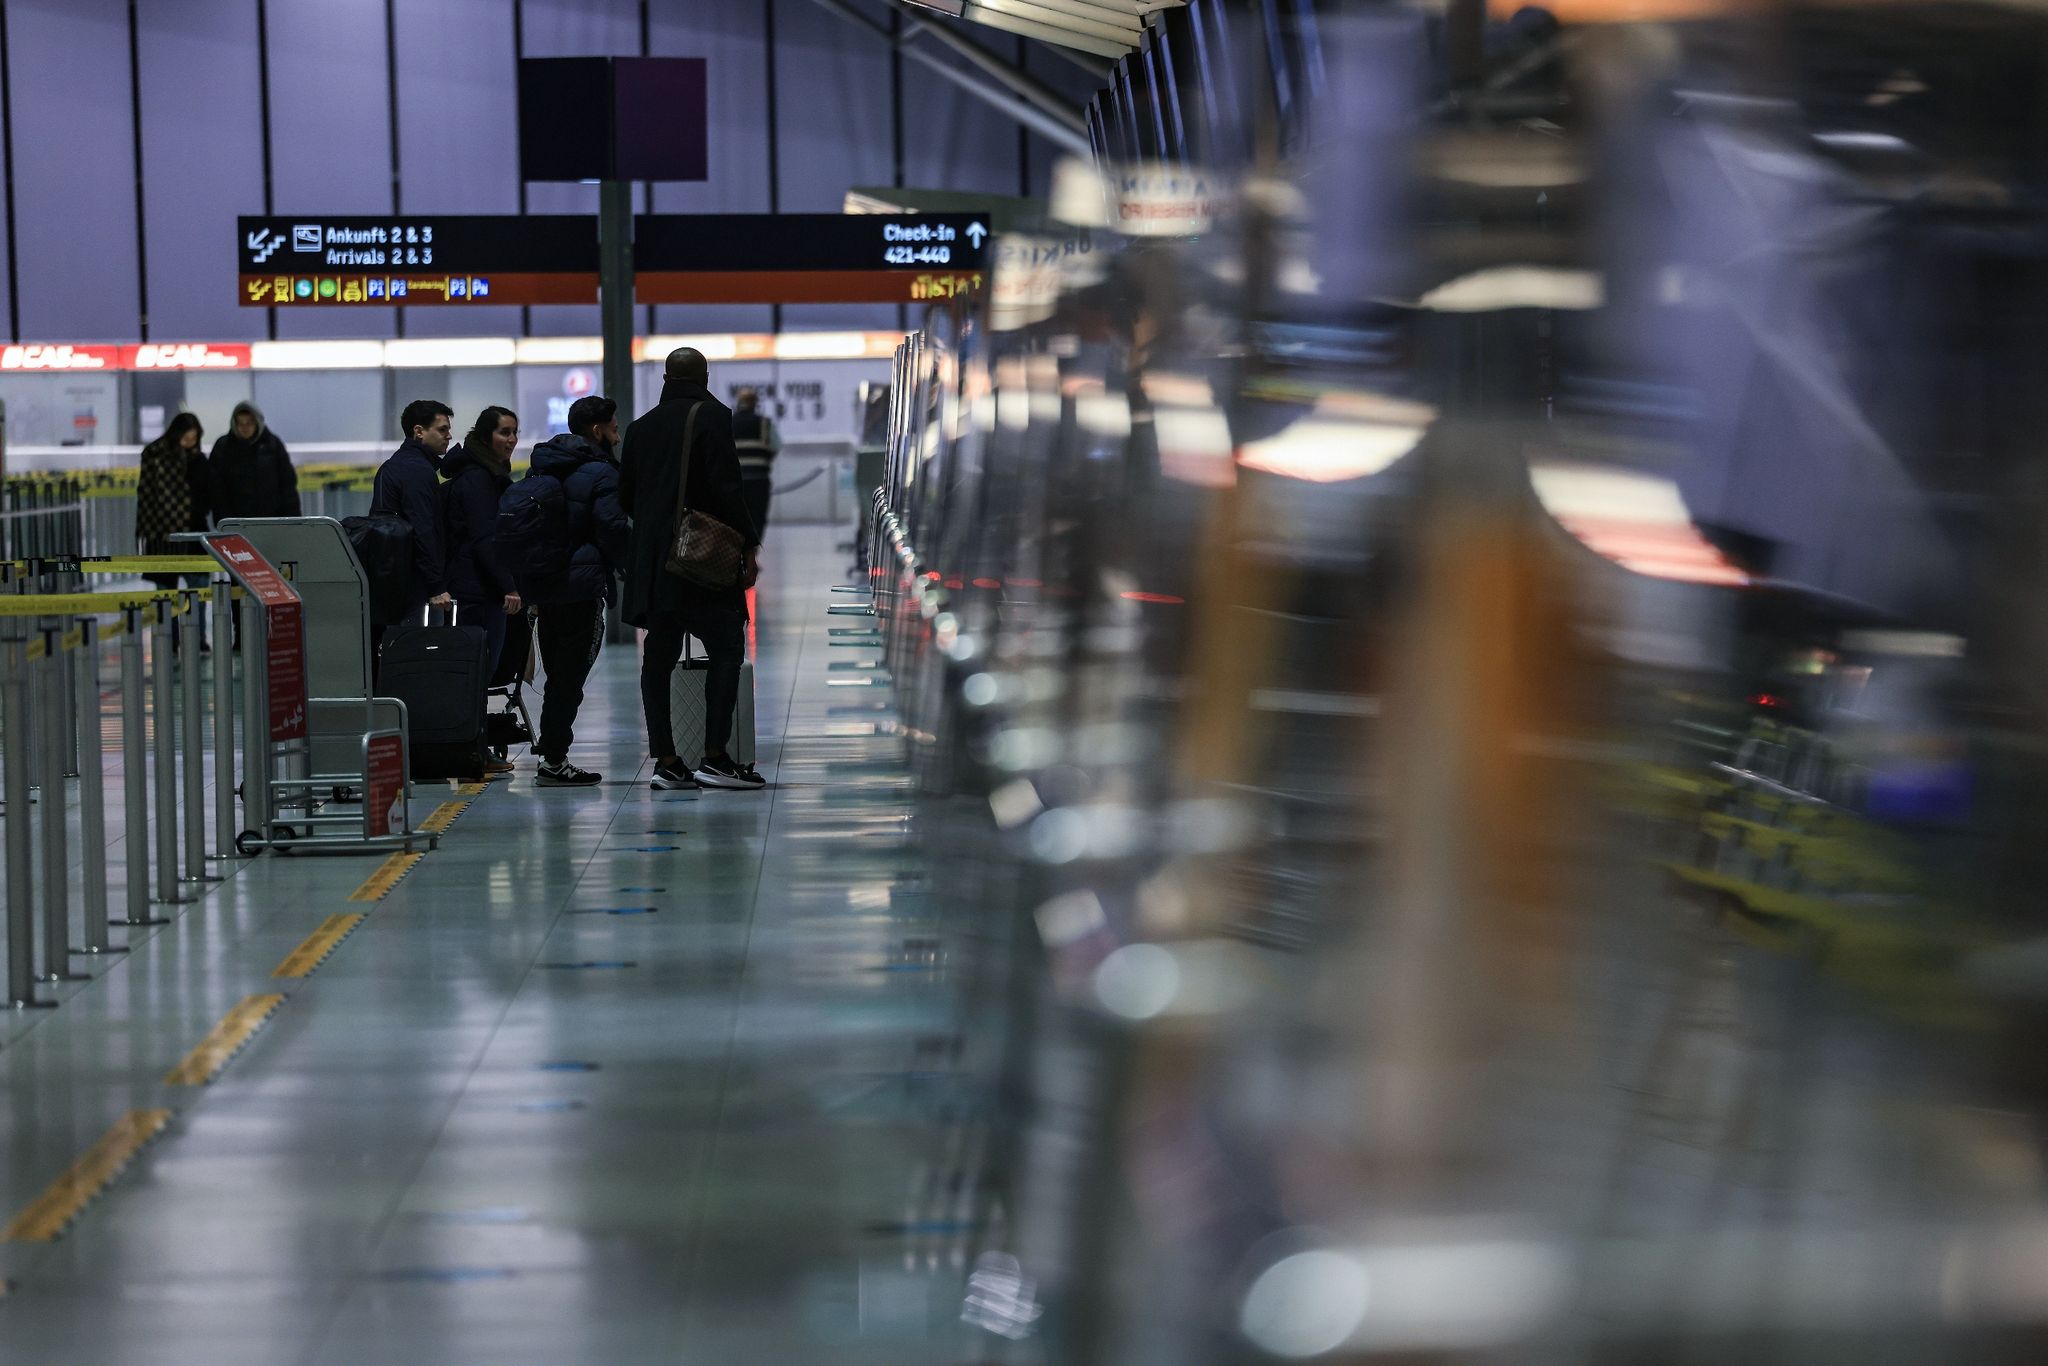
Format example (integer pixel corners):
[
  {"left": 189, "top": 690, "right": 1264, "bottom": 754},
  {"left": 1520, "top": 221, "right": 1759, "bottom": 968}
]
[
  {"left": 457, "top": 598, "right": 508, "bottom": 689},
  {"left": 741, "top": 473, "right": 772, "bottom": 541},
  {"left": 640, "top": 604, "right": 744, "bottom": 760},
  {"left": 536, "top": 599, "right": 604, "bottom": 763}
]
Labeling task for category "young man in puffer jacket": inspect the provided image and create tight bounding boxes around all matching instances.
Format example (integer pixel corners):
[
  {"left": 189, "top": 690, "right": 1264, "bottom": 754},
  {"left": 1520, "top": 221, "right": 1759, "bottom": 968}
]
[{"left": 526, "top": 395, "right": 630, "bottom": 787}]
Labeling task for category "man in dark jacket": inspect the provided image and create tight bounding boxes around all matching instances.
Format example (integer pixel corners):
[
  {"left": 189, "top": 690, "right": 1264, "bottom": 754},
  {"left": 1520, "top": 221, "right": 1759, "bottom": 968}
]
[
  {"left": 207, "top": 400, "right": 301, "bottom": 521},
  {"left": 620, "top": 347, "right": 762, "bottom": 792},
  {"left": 527, "top": 394, "right": 630, "bottom": 788},
  {"left": 368, "top": 400, "right": 454, "bottom": 669}
]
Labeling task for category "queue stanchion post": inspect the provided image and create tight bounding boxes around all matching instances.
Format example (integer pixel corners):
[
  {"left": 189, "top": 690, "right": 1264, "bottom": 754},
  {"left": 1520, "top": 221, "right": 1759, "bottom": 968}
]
[
  {"left": 1, "top": 616, "right": 49, "bottom": 1008},
  {"left": 178, "top": 589, "right": 211, "bottom": 880},
  {"left": 212, "top": 576, "right": 236, "bottom": 861},
  {"left": 72, "top": 615, "right": 118, "bottom": 957},
  {"left": 36, "top": 624, "right": 85, "bottom": 982},
  {"left": 114, "top": 604, "right": 167, "bottom": 929},
  {"left": 240, "top": 591, "right": 270, "bottom": 846},
  {"left": 149, "top": 601, "right": 188, "bottom": 903}
]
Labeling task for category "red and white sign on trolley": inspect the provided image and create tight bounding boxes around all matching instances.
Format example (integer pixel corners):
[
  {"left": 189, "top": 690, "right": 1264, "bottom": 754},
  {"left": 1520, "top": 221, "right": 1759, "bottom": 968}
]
[{"left": 201, "top": 532, "right": 307, "bottom": 743}]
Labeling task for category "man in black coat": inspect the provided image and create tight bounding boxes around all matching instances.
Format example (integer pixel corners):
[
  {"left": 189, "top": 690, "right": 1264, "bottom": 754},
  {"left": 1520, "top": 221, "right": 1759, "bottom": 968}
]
[
  {"left": 368, "top": 399, "right": 454, "bottom": 668},
  {"left": 526, "top": 395, "right": 630, "bottom": 788},
  {"left": 207, "top": 400, "right": 301, "bottom": 521},
  {"left": 619, "top": 347, "right": 762, "bottom": 792}
]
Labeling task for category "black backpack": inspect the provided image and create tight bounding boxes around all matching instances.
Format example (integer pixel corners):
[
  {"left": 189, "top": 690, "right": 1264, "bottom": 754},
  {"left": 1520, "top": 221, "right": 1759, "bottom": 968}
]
[
  {"left": 343, "top": 514, "right": 414, "bottom": 626},
  {"left": 495, "top": 472, "right": 571, "bottom": 598}
]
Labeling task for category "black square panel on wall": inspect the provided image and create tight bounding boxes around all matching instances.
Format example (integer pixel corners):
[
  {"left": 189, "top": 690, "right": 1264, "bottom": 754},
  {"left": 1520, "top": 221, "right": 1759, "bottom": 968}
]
[{"left": 518, "top": 57, "right": 708, "bottom": 183}]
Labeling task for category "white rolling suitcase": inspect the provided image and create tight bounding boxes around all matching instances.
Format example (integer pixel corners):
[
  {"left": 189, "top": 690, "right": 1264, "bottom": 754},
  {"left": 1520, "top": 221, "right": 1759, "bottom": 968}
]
[{"left": 669, "top": 637, "right": 757, "bottom": 765}]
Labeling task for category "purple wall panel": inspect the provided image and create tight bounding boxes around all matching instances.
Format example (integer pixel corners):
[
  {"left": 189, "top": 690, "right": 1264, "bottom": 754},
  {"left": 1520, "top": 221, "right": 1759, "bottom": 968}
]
[
  {"left": 647, "top": 0, "right": 773, "bottom": 336},
  {"left": 137, "top": 0, "right": 266, "bottom": 342},
  {"left": 520, "top": 0, "right": 638, "bottom": 335},
  {"left": 9, "top": 0, "right": 140, "bottom": 341},
  {"left": 902, "top": 55, "right": 1021, "bottom": 198},
  {"left": 394, "top": 0, "right": 522, "bottom": 337},
  {"left": 774, "top": 0, "right": 894, "bottom": 331},
  {"left": 266, "top": 0, "right": 394, "bottom": 338}
]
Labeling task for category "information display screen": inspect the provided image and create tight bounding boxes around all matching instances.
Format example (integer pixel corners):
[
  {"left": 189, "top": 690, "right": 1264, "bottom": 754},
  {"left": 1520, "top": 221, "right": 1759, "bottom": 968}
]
[
  {"left": 635, "top": 214, "right": 988, "bottom": 304},
  {"left": 237, "top": 215, "right": 596, "bottom": 306}
]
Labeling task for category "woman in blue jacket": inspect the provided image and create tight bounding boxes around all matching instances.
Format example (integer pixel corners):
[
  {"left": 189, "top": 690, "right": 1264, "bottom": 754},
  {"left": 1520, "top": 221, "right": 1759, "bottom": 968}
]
[{"left": 443, "top": 406, "right": 522, "bottom": 734}]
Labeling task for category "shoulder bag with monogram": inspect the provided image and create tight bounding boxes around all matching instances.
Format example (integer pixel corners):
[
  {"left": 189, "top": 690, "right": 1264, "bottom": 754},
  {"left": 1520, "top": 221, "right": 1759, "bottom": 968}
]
[{"left": 663, "top": 400, "right": 748, "bottom": 588}]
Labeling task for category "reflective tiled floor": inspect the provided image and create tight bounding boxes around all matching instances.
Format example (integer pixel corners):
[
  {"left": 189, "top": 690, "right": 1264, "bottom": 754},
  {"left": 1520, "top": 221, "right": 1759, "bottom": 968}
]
[{"left": 0, "top": 530, "right": 974, "bottom": 1364}]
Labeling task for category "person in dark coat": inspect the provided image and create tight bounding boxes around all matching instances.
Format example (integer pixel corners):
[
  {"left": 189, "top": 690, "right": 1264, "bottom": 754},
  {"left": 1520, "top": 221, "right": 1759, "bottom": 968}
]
[
  {"left": 525, "top": 395, "right": 630, "bottom": 788},
  {"left": 206, "top": 400, "right": 301, "bottom": 521},
  {"left": 367, "top": 399, "right": 454, "bottom": 669},
  {"left": 732, "top": 386, "right": 782, "bottom": 537},
  {"left": 619, "top": 347, "right": 762, "bottom": 792},
  {"left": 442, "top": 406, "right": 523, "bottom": 774},
  {"left": 135, "top": 412, "right": 213, "bottom": 649}
]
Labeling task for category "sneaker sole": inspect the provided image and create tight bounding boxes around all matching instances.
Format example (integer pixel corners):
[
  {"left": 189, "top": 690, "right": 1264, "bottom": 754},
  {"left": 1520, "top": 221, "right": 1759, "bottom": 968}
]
[
  {"left": 694, "top": 772, "right": 765, "bottom": 790},
  {"left": 649, "top": 777, "right": 700, "bottom": 791},
  {"left": 536, "top": 776, "right": 602, "bottom": 787}
]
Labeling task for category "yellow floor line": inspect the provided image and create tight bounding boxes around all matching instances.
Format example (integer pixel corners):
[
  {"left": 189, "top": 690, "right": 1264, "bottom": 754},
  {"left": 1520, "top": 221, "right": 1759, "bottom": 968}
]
[
  {"left": 454, "top": 781, "right": 486, "bottom": 797},
  {"left": 347, "top": 852, "right": 424, "bottom": 902},
  {"left": 163, "top": 994, "right": 288, "bottom": 1086},
  {"left": 271, "top": 914, "right": 368, "bottom": 979},
  {"left": 419, "top": 800, "right": 470, "bottom": 835},
  {"left": 3, "top": 1109, "right": 174, "bottom": 1242}
]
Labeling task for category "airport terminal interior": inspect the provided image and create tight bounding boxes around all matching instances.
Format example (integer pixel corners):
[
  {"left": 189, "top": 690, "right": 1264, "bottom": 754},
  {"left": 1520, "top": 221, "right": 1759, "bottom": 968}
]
[{"left": 11, "top": 0, "right": 2048, "bottom": 1361}]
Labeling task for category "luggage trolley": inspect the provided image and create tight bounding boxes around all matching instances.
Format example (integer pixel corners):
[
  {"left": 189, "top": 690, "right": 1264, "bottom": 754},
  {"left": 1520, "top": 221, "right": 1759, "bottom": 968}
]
[{"left": 198, "top": 526, "right": 430, "bottom": 855}]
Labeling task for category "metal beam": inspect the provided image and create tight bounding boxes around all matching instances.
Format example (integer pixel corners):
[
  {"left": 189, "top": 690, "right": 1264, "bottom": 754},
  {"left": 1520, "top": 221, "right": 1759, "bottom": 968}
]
[
  {"left": 807, "top": 0, "right": 1094, "bottom": 155},
  {"left": 888, "top": 1, "right": 1107, "bottom": 120}
]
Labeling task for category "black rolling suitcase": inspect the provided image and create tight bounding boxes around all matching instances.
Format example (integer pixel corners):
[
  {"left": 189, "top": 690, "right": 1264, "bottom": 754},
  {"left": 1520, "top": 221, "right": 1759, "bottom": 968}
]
[{"left": 380, "top": 606, "right": 491, "bottom": 782}]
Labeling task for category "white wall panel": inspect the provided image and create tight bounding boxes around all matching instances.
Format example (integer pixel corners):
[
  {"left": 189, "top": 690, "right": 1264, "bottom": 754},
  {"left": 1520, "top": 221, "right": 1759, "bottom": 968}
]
[
  {"left": 395, "top": 0, "right": 524, "bottom": 338},
  {"left": 137, "top": 1, "right": 266, "bottom": 343},
  {"left": 266, "top": 0, "right": 396, "bottom": 339},
  {"left": 774, "top": 0, "right": 895, "bottom": 331},
  {"left": 9, "top": 0, "right": 140, "bottom": 341},
  {"left": 648, "top": 0, "right": 774, "bottom": 337}
]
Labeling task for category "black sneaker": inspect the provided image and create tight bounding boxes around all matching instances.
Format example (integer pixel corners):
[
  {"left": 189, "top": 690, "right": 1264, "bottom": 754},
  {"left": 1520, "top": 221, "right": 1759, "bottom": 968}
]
[
  {"left": 536, "top": 760, "right": 602, "bottom": 787},
  {"left": 695, "top": 755, "right": 766, "bottom": 790},
  {"left": 650, "top": 759, "right": 700, "bottom": 791}
]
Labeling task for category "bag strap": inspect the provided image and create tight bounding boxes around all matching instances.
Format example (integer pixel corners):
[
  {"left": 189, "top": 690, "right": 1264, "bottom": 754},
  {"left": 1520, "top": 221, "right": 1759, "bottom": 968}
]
[{"left": 671, "top": 401, "right": 706, "bottom": 527}]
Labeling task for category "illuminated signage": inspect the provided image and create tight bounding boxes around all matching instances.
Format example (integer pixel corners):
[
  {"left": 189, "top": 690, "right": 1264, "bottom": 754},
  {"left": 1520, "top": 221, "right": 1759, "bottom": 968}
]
[
  {"left": 238, "top": 213, "right": 990, "bottom": 306},
  {"left": 634, "top": 214, "right": 989, "bottom": 304},
  {"left": 122, "top": 343, "right": 252, "bottom": 371},
  {"left": 237, "top": 216, "right": 596, "bottom": 306},
  {"left": 0, "top": 344, "right": 120, "bottom": 371}
]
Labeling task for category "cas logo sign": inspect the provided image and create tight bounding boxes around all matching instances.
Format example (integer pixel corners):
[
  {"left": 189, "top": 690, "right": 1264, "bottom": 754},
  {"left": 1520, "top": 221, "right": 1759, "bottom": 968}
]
[
  {"left": 0, "top": 344, "right": 117, "bottom": 371},
  {"left": 123, "top": 343, "right": 252, "bottom": 371}
]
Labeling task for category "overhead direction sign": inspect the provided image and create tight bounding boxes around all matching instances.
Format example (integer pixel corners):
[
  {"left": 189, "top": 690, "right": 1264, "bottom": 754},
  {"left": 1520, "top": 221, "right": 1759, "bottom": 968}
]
[
  {"left": 634, "top": 213, "right": 988, "bottom": 304},
  {"left": 238, "top": 215, "right": 596, "bottom": 307},
  {"left": 236, "top": 213, "right": 989, "bottom": 307}
]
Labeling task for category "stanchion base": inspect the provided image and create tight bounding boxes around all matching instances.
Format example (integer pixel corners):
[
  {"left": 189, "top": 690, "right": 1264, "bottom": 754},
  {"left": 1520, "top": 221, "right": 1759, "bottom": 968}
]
[
  {"left": 180, "top": 875, "right": 225, "bottom": 885},
  {"left": 70, "top": 945, "right": 130, "bottom": 956},
  {"left": 36, "top": 971, "right": 90, "bottom": 984},
  {"left": 109, "top": 916, "right": 172, "bottom": 929},
  {"left": 5, "top": 998, "right": 56, "bottom": 1011}
]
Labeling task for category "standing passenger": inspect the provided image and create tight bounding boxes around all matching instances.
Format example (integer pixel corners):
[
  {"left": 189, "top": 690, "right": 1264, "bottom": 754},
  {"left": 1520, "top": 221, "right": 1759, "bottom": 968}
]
[
  {"left": 526, "top": 395, "right": 629, "bottom": 788},
  {"left": 207, "top": 400, "right": 301, "bottom": 522},
  {"left": 732, "top": 387, "right": 781, "bottom": 538},
  {"left": 135, "top": 412, "right": 213, "bottom": 650},
  {"left": 443, "top": 405, "right": 523, "bottom": 775},
  {"left": 620, "top": 348, "right": 762, "bottom": 792},
  {"left": 368, "top": 399, "right": 455, "bottom": 668}
]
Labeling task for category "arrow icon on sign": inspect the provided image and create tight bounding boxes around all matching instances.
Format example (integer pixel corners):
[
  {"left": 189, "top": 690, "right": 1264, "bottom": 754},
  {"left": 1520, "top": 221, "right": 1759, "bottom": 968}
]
[{"left": 966, "top": 222, "right": 988, "bottom": 248}]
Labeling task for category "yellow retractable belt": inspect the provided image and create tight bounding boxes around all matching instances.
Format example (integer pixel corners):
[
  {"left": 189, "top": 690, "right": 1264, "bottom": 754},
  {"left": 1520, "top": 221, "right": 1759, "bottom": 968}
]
[
  {"left": 79, "top": 556, "right": 221, "bottom": 575},
  {"left": 0, "top": 589, "right": 207, "bottom": 618}
]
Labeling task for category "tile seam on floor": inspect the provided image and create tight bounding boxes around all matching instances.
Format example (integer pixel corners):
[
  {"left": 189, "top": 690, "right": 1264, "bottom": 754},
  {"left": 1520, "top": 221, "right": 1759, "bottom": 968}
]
[
  {"left": 665, "top": 584, "right": 820, "bottom": 1348},
  {"left": 290, "top": 751, "right": 651, "bottom": 1366}
]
